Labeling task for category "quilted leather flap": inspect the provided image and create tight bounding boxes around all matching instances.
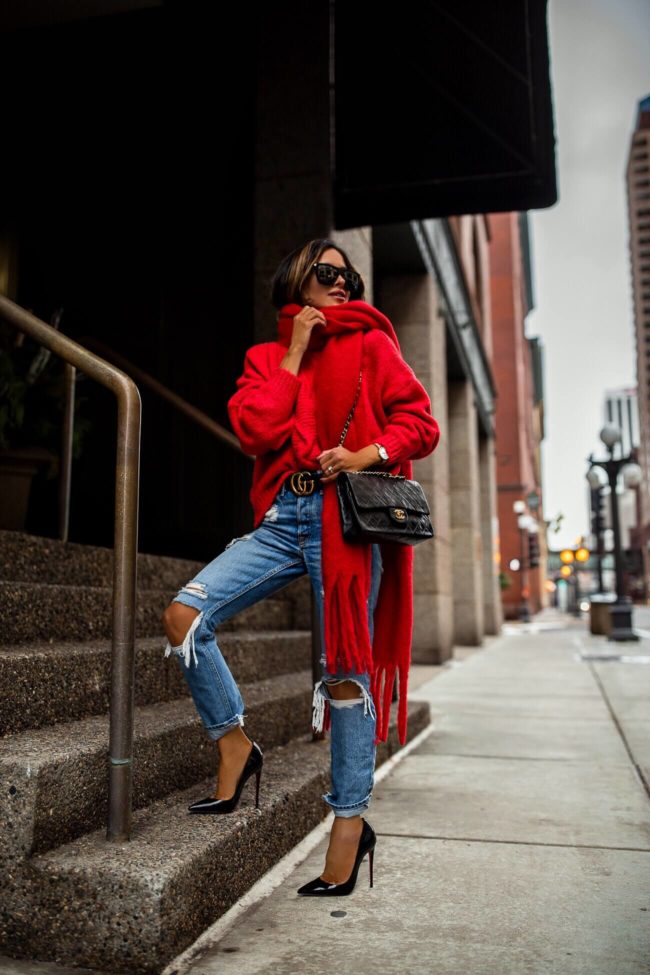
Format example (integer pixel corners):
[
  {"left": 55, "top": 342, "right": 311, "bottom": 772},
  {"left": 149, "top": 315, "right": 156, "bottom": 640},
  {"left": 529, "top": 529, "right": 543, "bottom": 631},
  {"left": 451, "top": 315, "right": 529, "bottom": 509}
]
[{"left": 343, "top": 473, "right": 431, "bottom": 515}]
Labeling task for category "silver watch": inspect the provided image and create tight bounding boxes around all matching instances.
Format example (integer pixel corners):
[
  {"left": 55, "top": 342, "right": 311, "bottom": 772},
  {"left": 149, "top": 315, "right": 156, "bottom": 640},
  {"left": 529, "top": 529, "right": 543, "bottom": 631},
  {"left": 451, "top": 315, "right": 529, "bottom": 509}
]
[{"left": 373, "top": 442, "right": 389, "bottom": 464}]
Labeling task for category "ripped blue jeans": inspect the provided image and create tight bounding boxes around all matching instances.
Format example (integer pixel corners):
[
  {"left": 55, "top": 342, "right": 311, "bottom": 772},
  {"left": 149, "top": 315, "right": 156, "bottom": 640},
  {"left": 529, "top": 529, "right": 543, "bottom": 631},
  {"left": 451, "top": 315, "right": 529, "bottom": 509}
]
[{"left": 164, "top": 475, "right": 383, "bottom": 818}]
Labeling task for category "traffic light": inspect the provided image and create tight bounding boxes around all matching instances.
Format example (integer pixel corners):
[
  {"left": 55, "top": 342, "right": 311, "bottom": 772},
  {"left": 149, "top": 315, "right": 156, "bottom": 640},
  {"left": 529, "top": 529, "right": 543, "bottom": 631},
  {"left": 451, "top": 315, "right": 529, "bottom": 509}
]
[
  {"left": 528, "top": 532, "right": 540, "bottom": 568},
  {"left": 590, "top": 488, "right": 606, "bottom": 538}
]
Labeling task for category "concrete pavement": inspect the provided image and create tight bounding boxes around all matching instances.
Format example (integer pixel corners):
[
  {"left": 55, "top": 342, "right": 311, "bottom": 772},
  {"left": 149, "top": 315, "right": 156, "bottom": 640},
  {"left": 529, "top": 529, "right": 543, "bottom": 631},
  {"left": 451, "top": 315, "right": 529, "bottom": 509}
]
[
  {"left": 2, "top": 609, "right": 649, "bottom": 974},
  {"left": 168, "top": 609, "right": 650, "bottom": 975}
]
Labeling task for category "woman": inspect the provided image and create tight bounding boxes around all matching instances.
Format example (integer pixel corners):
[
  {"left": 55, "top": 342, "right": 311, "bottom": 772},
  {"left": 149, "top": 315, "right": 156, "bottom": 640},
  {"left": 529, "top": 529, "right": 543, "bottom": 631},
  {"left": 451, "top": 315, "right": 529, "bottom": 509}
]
[{"left": 162, "top": 239, "right": 440, "bottom": 897}]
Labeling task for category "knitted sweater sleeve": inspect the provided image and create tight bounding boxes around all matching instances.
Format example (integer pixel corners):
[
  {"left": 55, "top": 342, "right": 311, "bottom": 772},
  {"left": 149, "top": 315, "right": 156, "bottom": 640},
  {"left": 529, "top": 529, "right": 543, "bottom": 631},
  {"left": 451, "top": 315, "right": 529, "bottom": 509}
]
[
  {"left": 370, "top": 331, "right": 440, "bottom": 463},
  {"left": 227, "top": 344, "right": 301, "bottom": 455}
]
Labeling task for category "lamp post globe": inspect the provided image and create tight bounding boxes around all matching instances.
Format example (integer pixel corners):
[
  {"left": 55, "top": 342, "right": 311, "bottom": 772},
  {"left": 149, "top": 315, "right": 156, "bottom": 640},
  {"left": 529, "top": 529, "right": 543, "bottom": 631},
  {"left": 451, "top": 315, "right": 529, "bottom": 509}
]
[
  {"left": 622, "top": 463, "right": 642, "bottom": 489},
  {"left": 600, "top": 424, "right": 622, "bottom": 450},
  {"left": 586, "top": 466, "right": 605, "bottom": 490}
]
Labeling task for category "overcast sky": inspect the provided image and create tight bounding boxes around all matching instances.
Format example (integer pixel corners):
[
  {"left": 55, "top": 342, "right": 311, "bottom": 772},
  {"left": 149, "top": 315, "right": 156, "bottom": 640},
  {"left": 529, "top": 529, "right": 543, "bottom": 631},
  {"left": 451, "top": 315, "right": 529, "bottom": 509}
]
[{"left": 526, "top": 0, "right": 650, "bottom": 550}]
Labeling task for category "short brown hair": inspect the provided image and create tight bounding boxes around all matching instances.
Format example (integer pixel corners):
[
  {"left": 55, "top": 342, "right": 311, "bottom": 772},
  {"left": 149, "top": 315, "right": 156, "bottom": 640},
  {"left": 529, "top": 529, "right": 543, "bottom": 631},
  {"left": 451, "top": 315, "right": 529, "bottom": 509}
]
[{"left": 270, "top": 238, "right": 365, "bottom": 309}]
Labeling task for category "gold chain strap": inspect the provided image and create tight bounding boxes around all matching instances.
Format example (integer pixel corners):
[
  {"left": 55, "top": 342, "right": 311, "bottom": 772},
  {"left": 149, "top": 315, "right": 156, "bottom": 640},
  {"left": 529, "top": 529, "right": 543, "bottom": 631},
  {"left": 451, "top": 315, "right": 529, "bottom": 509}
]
[
  {"left": 353, "top": 470, "right": 405, "bottom": 479},
  {"left": 338, "top": 369, "right": 405, "bottom": 481},
  {"left": 338, "top": 370, "right": 363, "bottom": 447}
]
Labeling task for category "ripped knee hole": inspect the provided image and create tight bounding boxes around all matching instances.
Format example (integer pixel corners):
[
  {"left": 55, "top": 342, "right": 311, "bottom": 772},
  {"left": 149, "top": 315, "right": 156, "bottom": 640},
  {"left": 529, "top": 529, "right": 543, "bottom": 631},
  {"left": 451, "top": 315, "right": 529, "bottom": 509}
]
[
  {"left": 312, "top": 678, "right": 376, "bottom": 733},
  {"left": 324, "top": 678, "right": 364, "bottom": 701}
]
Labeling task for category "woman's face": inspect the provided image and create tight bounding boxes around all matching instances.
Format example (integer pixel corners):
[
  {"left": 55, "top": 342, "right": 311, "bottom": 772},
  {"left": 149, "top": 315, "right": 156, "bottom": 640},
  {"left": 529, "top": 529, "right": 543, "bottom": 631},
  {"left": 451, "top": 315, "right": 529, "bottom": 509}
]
[{"left": 302, "top": 248, "right": 353, "bottom": 307}]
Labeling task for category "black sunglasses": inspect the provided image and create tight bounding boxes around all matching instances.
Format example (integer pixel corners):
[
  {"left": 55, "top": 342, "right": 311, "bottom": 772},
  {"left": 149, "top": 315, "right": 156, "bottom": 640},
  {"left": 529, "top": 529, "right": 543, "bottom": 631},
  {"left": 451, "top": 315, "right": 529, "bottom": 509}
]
[{"left": 312, "top": 262, "right": 360, "bottom": 291}]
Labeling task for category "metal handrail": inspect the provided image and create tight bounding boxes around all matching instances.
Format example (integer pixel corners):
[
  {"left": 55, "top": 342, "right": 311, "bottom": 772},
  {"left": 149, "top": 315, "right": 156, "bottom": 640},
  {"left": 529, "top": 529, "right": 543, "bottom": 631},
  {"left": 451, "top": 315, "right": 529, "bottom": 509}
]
[{"left": 0, "top": 295, "right": 141, "bottom": 843}]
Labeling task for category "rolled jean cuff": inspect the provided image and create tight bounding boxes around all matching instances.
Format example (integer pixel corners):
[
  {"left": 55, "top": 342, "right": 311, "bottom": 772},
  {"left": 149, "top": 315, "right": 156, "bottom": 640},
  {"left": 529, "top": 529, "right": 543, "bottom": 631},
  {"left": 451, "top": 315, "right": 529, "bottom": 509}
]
[
  {"left": 205, "top": 714, "right": 245, "bottom": 741},
  {"left": 322, "top": 791, "right": 372, "bottom": 818}
]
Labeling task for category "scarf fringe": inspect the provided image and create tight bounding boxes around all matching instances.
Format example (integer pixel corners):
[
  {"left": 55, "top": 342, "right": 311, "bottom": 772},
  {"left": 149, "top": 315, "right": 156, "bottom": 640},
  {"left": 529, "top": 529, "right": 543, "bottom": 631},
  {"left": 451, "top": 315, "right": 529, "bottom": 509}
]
[
  {"left": 370, "top": 660, "right": 410, "bottom": 746},
  {"left": 323, "top": 572, "right": 374, "bottom": 677}
]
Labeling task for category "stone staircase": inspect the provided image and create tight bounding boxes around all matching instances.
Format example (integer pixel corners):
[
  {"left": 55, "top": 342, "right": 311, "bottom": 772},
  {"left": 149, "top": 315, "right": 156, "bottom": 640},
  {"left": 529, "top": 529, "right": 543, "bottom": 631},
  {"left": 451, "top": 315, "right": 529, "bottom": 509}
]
[{"left": 0, "top": 530, "right": 430, "bottom": 974}]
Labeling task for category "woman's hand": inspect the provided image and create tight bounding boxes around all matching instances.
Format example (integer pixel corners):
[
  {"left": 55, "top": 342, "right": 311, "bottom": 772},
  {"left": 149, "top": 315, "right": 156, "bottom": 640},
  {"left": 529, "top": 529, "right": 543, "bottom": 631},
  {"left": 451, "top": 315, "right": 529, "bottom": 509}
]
[
  {"left": 290, "top": 306, "right": 327, "bottom": 353},
  {"left": 317, "top": 446, "right": 371, "bottom": 484}
]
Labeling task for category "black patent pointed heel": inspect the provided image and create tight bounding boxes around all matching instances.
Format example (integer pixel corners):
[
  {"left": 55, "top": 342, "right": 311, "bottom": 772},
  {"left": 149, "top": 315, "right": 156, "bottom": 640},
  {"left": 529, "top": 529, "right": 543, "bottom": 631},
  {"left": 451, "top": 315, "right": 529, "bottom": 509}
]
[
  {"left": 188, "top": 741, "right": 263, "bottom": 814},
  {"left": 297, "top": 819, "right": 376, "bottom": 896}
]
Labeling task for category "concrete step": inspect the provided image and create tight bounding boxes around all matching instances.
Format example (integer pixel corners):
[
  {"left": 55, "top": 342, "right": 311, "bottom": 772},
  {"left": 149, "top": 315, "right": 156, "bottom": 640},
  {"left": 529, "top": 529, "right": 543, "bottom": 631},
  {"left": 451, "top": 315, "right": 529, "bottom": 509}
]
[
  {"left": 0, "top": 581, "right": 294, "bottom": 645},
  {"left": 0, "top": 531, "right": 311, "bottom": 624},
  {"left": 0, "top": 629, "right": 312, "bottom": 736},
  {"left": 5, "top": 701, "right": 430, "bottom": 974},
  {"left": 0, "top": 670, "right": 313, "bottom": 864},
  {"left": 0, "top": 529, "right": 204, "bottom": 590}
]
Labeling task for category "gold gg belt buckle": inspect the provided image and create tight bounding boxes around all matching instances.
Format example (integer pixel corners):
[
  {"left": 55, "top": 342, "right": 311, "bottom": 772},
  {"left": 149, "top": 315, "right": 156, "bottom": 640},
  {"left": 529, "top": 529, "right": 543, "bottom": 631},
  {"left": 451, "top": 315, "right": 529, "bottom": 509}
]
[{"left": 289, "top": 471, "right": 316, "bottom": 496}]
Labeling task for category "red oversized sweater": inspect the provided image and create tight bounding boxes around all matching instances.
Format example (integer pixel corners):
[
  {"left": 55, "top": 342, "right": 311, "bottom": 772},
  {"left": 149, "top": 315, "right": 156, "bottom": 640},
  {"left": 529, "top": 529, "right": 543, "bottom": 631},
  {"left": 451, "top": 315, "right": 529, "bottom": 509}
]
[
  {"left": 228, "top": 329, "right": 439, "bottom": 524},
  {"left": 227, "top": 309, "right": 440, "bottom": 743}
]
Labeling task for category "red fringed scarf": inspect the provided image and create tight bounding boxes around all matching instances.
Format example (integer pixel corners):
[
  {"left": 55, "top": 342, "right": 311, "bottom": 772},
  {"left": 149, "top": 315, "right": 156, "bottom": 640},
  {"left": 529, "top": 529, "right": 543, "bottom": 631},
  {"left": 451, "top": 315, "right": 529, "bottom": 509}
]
[{"left": 277, "top": 301, "right": 415, "bottom": 745}]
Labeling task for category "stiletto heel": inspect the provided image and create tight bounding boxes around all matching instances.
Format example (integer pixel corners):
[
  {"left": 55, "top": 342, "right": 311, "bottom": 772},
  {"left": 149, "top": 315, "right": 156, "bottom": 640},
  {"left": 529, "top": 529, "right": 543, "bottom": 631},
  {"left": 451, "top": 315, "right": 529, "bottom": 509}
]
[
  {"left": 297, "top": 819, "right": 377, "bottom": 896},
  {"left": 188, "top": 741, "right": 264, "bottom": 814}
]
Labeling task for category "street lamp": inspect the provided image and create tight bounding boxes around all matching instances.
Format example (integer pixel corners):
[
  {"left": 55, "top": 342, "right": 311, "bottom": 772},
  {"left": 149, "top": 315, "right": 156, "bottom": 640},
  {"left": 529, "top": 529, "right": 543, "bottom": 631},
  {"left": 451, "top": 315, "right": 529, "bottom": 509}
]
[
  {"left": 513, "top": 501, "right": 532, "bottom": 621},
  {"left": 586, "top": 425, "right": 642, "bottom": 641},
  {"left": 587, "top": 465, "right": 608, "bottom": 593}
]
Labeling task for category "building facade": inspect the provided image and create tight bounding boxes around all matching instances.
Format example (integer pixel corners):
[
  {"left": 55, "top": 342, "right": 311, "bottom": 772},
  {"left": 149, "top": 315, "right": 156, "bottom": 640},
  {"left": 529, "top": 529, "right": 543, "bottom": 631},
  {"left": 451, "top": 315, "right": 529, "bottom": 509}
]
[
  {"left": 626, "top": 95, "right": 650, "bottom": 597},
  {"left": 490, "top": 213, "right": 548, "bottom": 619}
]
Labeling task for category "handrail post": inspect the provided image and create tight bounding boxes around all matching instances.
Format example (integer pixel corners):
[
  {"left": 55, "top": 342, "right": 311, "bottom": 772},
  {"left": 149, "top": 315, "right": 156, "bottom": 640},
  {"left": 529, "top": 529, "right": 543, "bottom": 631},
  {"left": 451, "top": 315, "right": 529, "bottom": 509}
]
[
  {"left": 59, "top": 363, "right": 75, "bottom": 542},
  {"left": 107, "top": 384, "right": 141, "bottom": 841}
]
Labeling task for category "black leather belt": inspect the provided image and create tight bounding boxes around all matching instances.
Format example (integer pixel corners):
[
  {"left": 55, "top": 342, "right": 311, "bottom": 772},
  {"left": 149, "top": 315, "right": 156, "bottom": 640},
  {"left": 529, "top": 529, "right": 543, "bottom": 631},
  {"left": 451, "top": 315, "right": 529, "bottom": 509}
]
[{"left": 284, "top": 470, "right": 322, "bottom": 496}]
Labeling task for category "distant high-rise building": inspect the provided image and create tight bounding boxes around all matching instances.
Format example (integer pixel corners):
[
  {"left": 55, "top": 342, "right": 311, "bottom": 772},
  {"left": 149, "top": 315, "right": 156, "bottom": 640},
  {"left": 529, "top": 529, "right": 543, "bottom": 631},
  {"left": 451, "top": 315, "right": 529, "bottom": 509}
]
[
  {"left": 626, "top": 94, "right": 650, "bottom": 595},
  {"left": 603, "top": 386, "right": 639, "bottom": 459}
]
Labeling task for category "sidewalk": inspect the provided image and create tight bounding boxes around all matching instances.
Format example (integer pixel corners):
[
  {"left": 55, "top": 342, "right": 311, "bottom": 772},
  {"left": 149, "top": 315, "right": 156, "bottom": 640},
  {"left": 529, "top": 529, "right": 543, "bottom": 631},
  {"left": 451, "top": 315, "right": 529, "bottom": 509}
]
[
  {"left": 2, "top": 611, "right": 649, "bottom": 975},
  {"left": 168, "top": 609, "right": 650, "bottom": 975}
]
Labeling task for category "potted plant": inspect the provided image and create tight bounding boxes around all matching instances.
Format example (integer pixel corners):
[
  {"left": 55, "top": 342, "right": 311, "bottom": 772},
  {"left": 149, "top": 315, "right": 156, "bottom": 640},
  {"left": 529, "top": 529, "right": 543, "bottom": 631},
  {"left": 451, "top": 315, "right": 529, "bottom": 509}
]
[{"left": 0, "top": 310, "right": 91, "bottom": 531}]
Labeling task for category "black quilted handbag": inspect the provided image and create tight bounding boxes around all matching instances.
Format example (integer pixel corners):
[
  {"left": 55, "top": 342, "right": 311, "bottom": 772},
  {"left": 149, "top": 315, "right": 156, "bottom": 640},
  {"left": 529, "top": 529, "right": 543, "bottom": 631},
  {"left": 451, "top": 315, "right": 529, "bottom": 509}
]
[
  {"left": 335, "top": 370, "right": 434, "bottom": 546},
  {"left": 337, "top": 470, "right": 434, "bottom": 545}
]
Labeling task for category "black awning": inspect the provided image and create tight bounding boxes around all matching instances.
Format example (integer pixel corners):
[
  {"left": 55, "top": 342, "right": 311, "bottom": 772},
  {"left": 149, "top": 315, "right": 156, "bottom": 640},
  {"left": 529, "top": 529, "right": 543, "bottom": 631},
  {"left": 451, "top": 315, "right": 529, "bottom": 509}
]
[{"left": 333, "top": 0, "right": 557, "bottom": 228}]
